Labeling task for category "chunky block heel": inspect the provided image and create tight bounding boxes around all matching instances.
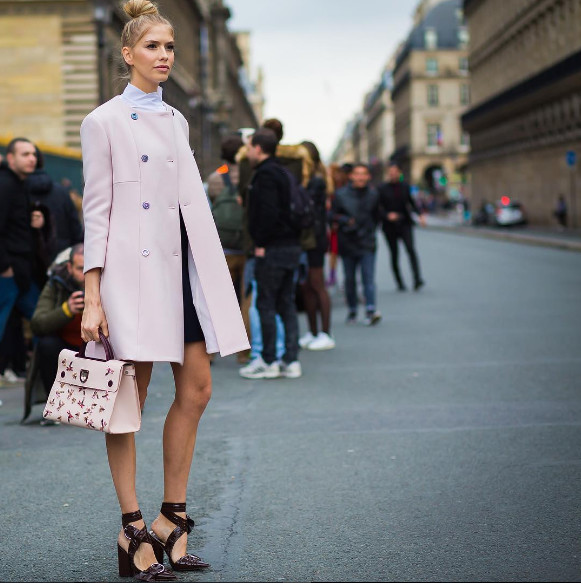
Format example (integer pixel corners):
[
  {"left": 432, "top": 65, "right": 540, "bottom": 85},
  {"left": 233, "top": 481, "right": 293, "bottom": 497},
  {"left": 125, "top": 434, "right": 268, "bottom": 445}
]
[
  {"left": 118, "top": 509, "right": 176, "bottom": 581},
  {"left": 118, "top": 543, "right": 133, "bottom": 577}
]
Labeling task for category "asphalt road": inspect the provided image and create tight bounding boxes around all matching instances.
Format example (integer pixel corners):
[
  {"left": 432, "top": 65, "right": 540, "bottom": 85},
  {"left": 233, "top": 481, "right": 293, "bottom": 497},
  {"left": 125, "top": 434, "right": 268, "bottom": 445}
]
[{"left": 1, "top": 228, "right": 580, "bottom": 582}]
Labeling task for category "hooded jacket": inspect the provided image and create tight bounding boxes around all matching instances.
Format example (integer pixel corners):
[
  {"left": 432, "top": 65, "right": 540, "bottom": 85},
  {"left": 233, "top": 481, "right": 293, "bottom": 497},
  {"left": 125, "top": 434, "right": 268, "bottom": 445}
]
[{"left": 27, "top": 170, "right": 84, "bottom": 259}]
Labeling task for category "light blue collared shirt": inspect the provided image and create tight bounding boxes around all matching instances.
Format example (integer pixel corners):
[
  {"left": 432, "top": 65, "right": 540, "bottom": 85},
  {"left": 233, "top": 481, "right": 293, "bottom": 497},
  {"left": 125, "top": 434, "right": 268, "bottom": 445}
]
[{"left": 121, "top": 83, "right": 166, "bottom": 112}]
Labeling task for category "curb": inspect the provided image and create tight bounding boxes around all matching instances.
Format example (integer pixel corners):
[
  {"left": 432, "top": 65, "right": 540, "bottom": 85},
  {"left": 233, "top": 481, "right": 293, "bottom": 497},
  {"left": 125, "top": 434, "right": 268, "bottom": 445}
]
[{"left": 425, "top": 224, "right": 581, "bottom": 252}]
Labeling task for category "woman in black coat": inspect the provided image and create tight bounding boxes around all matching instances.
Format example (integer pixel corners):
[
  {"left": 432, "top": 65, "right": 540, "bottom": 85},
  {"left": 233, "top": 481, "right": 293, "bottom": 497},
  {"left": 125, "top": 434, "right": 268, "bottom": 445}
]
[{"left": 297, "top": 141, "right": 336, "bottom": 351}]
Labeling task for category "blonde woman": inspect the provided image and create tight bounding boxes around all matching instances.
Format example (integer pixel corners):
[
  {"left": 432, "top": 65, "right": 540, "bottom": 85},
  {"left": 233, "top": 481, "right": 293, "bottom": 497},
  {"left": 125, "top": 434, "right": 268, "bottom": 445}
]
[
  {"left": 80, "top": 1, "right": 249, "bottom": 579},
  {"left": 298, "top": 141, "right": 335, "bottom": 351}
]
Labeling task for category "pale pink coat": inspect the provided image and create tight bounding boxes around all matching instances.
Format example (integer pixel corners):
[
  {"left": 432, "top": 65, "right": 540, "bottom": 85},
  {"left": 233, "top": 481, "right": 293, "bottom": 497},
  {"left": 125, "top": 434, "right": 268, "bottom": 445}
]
[{"left": 80, "top": 96, "right": 249, "bottom": 363}]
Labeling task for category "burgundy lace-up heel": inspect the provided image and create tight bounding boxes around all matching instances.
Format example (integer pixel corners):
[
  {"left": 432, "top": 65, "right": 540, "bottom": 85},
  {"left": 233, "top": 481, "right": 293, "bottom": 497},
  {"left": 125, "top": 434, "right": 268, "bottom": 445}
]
[
  {"left": 117, "top": 510, "right": 177, "bottom": 581},
  {"left": 149, "top": 502, "right": 210, "bottom": 570}
]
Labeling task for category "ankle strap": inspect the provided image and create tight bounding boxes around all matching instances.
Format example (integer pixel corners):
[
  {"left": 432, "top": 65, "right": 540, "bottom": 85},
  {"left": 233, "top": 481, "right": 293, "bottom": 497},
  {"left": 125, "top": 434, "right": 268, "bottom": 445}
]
[
  {"left": 161, "top": 502, "right": 186, "bottom": 513},
  {"left": 121, "top": 509, "right": 143, "bottom": 527},
  {"left": 160, "top": 502, "right": 195, "bottom": 532}
]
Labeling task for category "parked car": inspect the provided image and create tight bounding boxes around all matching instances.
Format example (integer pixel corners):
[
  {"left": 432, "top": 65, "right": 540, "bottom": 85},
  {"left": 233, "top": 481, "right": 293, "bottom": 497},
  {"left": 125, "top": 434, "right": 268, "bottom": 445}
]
[
  {"left": 472, "top": 197, "right": 527, "bottom": 227},
  {"left": 494, "top": 197, "right": 527, "bottom": 226}
]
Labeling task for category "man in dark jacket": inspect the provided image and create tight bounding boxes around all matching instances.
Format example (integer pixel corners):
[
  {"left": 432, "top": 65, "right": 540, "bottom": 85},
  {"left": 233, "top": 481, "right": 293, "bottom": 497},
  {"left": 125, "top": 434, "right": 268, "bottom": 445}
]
[
  {"left": 27, "top": 146, "right": 84, "bottom": 260},
  {"left": 23, "top": 244, "right": 85, "bottom": 423},
  {"left": 331, "top": 163, "right": 382, "bottom": 326},
  {"left": 378, "top": 161, "right": 426, "bottom": 291},
  {"left": 239, "top": 128, "right": 302, "bottom": 380},
  {"left": 0, "top": 137, "right": 37, "bottom": 342}
]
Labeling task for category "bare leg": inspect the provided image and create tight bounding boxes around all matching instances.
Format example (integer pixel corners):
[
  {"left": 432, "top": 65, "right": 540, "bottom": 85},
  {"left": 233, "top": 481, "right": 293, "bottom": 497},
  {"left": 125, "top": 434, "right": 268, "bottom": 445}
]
[
  {"left": 151, "top": 341, "right": 212, "bottom": 562},
  {"left": 107, "top": 361, "right": 158, "bottom": 571}
]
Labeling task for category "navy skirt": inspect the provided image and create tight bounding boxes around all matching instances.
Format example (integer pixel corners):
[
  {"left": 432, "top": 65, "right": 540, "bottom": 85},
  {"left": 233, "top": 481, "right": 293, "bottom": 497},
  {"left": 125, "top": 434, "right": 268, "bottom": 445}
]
[{"left": 180, "top": 212, "right": 205, "bottom": 344}]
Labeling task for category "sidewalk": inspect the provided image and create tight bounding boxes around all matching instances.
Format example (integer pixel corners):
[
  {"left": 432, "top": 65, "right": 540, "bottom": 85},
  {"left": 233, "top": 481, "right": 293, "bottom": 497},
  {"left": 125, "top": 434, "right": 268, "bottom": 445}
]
[{"left": 425, "top": 211, "right": 581, "bottom": 252}]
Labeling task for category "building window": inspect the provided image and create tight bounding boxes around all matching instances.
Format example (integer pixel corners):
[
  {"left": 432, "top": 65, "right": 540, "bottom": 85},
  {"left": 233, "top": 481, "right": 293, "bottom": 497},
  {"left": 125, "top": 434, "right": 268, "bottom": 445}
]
[
  {"left": 426, "top": 57, "right": 438, "bottom": 75},
  {"left": 458, "top": 26, "right": 469, "bottom": 48},
  {"left": 460, "top": 131, "right": 470, "bottom": 147},
  {"left": 460, "top": 84, "right": 470, "bottom": 105},
  {"left": 427, "top": 123, "right": 442, "bottom": 147},
  {"left": 424, "top": 27, "right": 437, "bottom": 50},
  {"left": 427, "top": 84, "right": 439, "bottom": 106},
  {"left": 459, "top": 57, "right": 469, "bottom": 74}
]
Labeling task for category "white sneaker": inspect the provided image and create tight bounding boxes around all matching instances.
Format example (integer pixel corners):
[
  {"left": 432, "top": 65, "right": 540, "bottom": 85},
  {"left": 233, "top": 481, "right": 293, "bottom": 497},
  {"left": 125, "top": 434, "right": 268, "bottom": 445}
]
[
  {"left": 239, "top": 356, "right": 281, "bottom": 379},
  {"left": 307, "top": 332, "right": 336, "bottom": 351},
  {"left": 2, "top": 368, "right": 25, "bottom": 383},
  {"left": 298, "top": 331, "right": 316, "bottom": 349},
  {"left": 280, "top": 360, "right": 302, "bottom": 378}
]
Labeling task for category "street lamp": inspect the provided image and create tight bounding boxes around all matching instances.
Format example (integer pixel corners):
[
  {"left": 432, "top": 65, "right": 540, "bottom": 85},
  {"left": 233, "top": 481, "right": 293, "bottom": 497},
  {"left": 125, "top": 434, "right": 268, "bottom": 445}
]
[{"left": 94, "top": 0, "right": 112, "bottom": 105}]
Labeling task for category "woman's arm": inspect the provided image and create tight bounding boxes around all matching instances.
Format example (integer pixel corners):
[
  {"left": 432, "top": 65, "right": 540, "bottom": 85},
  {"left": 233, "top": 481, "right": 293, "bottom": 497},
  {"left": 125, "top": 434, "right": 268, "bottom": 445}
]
[{"left": 81, "top": 268, "right": 108, "bottom": 342}]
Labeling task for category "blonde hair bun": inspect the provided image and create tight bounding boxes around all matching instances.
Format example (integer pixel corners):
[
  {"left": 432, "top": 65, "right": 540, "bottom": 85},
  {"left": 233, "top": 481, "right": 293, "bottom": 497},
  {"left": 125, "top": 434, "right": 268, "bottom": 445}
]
[{"left": 123, "top": 0, "right": 158, "bottom": 19}]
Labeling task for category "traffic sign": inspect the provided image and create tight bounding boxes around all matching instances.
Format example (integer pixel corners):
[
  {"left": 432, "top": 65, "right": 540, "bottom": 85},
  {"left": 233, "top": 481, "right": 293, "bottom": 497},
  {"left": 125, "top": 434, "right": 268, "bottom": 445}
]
[{"left": 566, "top": 150, "right": 576, "bottom": 167}]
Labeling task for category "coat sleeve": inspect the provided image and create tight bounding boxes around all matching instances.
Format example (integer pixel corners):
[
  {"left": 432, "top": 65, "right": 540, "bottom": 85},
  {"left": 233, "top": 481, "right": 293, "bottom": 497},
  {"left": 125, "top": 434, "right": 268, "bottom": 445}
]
[
  {"left": 30, "top": 281, "right": 71, "bottom": 336},
  {"left": 80, "top": 114, "right": 113, "bottom": 272},
  {"left": 330, "top": 190, "right": 352, "bottom": 229},
  {"left": 404, "top": 183, "right": 421, "bottom": 216}
]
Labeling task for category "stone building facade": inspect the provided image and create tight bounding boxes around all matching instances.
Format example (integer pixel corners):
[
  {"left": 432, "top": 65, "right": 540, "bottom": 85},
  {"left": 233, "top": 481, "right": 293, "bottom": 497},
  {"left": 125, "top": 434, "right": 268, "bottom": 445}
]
[
  {"left": 365, "top": 68, "right": 395, "bottom": 183},
  {"left": 462, "top": 0, "right": 581, "bottom": 226},
  {"left": 330, "top": 63, "right": 394, "bottom": 181},
  {"left": 0, "top": 0, "right": 259, "bottom": 178},
  {"left": 391, "top": 0, "right": 470, "bottom": 195}
]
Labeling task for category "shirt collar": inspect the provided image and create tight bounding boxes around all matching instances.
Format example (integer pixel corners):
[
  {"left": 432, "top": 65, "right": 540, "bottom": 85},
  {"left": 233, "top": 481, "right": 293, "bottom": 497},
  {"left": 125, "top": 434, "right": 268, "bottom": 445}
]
[{"left": 122, "top": 83, "right": 165, "bottom": 111}]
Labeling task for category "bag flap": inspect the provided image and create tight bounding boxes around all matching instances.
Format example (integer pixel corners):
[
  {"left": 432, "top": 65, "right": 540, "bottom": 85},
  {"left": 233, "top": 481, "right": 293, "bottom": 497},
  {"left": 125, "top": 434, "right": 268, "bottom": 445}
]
[{"left": 55, "top": 349, "right": 133, "bottom": 393}]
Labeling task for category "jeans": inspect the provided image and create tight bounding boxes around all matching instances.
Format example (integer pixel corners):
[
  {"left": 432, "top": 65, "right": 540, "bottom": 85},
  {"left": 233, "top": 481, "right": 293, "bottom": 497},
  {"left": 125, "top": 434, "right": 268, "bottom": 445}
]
[
  {"left": 0, "top": 277, "right": 39, "bottom": 341},
  {"left": 254, "top": 245, "right": 301, "bottom": 365},
  {"left": 341, "top": 252, "right": 377, "bottom": 314},
  {"left": 244, "top": 258, "right": 284, "bottom": 360}
]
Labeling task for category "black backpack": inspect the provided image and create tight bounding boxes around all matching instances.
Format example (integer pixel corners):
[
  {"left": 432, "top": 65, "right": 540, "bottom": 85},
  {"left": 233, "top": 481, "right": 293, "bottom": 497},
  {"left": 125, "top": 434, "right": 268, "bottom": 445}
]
[
  {"left": 279, "top": 166, "right": 315, "bottom": 231},
  {"left": 211, "top": 171, "right": 244, "bottom": 250}
]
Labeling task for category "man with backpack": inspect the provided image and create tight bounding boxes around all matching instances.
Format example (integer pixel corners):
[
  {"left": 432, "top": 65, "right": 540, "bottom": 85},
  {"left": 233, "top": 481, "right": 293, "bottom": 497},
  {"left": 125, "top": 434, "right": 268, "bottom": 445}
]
[
  {"left": 207, "top": 134, "right": 250, "bottom": 364},
  {"left": 239, "top": 128, "right": 303, "bottom": 380}
]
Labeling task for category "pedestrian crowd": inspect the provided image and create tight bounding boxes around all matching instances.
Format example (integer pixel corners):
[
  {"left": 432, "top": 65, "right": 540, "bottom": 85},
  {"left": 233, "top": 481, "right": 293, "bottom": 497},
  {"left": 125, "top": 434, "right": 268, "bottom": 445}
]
[
  {"left": 204, "top": 118, "right": 428, "bottom": 380},
  {"left": 0, "top": 126, "right": 430, "bottom": 407}
]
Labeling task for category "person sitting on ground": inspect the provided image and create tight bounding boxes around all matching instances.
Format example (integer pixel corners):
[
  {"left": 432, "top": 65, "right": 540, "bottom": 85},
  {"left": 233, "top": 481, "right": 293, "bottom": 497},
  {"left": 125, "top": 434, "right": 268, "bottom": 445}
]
[{"left": 22, "top": 243, "right": 85, "bottom": 424}]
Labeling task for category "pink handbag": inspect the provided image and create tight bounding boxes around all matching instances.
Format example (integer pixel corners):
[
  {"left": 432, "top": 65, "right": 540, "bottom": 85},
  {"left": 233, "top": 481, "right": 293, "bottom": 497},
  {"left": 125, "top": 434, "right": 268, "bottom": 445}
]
[{"left": 42, "top": 330, "right": 141, "bottom": 433}]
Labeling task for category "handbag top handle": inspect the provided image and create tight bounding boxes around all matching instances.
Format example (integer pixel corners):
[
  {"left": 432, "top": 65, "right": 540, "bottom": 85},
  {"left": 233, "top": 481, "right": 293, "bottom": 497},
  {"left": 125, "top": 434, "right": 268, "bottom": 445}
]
[{"left": 78, "top": 328, "right": 116, "bottom": 361}]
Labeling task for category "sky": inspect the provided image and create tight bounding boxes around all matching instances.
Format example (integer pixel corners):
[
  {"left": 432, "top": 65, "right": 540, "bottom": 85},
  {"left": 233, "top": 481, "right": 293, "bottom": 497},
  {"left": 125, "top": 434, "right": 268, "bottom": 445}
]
[{"left": 226, "top": 0, "right": 418, "bottom": 161}]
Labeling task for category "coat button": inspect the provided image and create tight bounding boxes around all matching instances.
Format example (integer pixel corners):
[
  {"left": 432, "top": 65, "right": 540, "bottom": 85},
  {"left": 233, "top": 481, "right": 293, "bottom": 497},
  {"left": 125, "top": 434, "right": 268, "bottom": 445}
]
[
  {"left": 142, "top": 202, "right": 150, "bottom": 209},
  {"left": 141, "top": 249, "right": 150, "bottom": 257},
  {"left": 131, "top": 112, "right": 138, "bottom": 120},
  {"left": 141, "top": 155, "right": 149, "bottom": 162}
]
